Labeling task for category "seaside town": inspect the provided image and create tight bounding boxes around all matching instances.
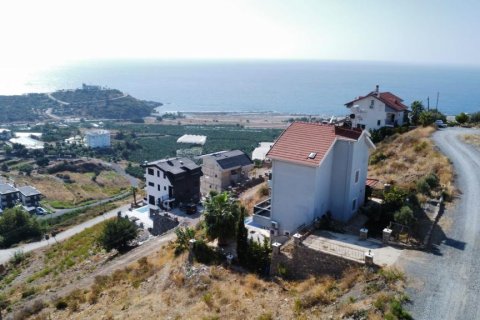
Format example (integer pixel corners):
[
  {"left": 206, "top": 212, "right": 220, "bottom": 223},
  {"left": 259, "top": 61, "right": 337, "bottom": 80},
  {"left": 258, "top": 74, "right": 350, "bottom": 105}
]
[{"left": 0, "top": 82, "right": 477, "bottom": 320}]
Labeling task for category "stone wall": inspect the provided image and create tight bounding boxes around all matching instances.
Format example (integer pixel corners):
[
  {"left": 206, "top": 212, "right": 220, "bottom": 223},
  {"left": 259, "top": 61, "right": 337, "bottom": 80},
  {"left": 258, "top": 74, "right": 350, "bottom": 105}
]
[
  {"left": 150, "top": 212, "right": 179, "bottom": 236},
  {"left": 270, "top": 240, "right": 363, "bottom": 279}
]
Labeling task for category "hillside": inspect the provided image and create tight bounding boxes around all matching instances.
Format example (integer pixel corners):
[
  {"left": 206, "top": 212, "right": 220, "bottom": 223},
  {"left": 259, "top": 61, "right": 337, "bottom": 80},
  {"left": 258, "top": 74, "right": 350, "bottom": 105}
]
[
  {"left": 368, "top": 126, "right": 454, "bottom": 197},
  {"left": 0, "top": 87, "right": 161, "bottom": 123}
]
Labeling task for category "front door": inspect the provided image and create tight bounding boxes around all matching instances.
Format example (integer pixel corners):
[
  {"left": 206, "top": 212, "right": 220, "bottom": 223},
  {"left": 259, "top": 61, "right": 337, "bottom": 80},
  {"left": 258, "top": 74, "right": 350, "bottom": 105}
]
[{"left": 168, "top": 186, "right": 173, "bottom": 198}]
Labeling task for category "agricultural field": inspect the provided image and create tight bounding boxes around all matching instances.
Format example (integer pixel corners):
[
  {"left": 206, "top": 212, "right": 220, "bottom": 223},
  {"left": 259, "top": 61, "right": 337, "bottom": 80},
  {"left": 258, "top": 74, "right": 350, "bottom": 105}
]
[{"left": 106, "top": 123, "right": 283, "bottom": 163}]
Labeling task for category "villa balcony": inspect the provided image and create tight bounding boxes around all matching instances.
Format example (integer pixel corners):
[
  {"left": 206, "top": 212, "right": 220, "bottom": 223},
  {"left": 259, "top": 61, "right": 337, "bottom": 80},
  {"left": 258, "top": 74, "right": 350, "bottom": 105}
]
[{"left": 253, "top": 198, "right": 271, "bottom": 218}]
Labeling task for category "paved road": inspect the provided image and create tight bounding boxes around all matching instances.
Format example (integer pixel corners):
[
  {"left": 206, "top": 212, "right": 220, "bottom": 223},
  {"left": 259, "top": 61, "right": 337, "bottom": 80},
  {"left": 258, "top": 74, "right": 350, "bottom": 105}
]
[
  {"left": 399, "top": 127, "right": 480, "bottom": 319},
  {"left": 0, "top": 204, "right": 131, "bottom": 264}
]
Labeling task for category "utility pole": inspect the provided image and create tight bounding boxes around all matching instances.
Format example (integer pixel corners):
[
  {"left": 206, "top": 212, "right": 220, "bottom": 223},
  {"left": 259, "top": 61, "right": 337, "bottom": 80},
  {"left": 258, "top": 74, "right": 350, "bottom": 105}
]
[
  {"left": 435, "top": 92, "right": 440, "bottom": 112},
  {"left": 427, "top": 97, "right": 430, "bottom": 111}
]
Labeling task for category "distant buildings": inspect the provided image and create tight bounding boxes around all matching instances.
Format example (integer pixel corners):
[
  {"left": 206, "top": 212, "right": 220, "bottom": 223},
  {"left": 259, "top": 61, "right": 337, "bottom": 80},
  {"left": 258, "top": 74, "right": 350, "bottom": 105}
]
[
  {"left": 0, "top": 183, "right": 43, "bottom": 213},
  {"left": 345, "top": 85, "right": 408, "bottom": 130},
  {"left": 143, "top": 157, "right": 202, "bottom": 210},
  {"left": 252, "top": 142, "right": 274, "bottom": 161},
  {"left": 200, "top": 150, "right": 254, "bottom": 195},
  {"left": 252, "top": 122, "right": 375, "bottom": 236},
  {"left": 9, "top": 132, "right": 44, "bottom": 149},
  {"left": 84, "top": 130, "right": 111, "bottom": 148},
  {"left": 0, "top": 129, "right": 12, "bottom": 140}
]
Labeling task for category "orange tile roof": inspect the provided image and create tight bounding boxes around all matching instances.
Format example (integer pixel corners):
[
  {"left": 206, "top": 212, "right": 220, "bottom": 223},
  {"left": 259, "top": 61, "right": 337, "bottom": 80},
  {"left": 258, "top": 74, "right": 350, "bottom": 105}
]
[
  {"left": 345, "top": 91, "right": 408, "bottom": 112},
  {"left": 267, "top": 122, "right": 363, "bottom": 166}
]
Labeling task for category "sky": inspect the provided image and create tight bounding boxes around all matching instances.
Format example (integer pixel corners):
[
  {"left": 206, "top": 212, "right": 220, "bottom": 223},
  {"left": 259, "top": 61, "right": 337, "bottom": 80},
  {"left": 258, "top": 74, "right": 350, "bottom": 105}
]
[{"left": 1, "top": 0, "right": 479, "bottom": 68}]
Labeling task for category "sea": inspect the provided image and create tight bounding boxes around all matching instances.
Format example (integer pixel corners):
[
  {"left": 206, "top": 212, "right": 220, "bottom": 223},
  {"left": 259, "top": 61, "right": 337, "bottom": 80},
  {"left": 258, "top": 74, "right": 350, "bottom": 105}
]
[{"left": 1, "top": 60, "right": 480, "bottom": 116}]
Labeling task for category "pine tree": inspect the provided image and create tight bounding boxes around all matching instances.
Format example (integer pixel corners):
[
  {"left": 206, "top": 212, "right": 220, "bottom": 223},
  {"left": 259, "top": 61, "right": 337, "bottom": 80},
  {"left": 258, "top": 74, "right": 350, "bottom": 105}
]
[{"left": 236, "top": 206, "right": 249, "bottom": 265}]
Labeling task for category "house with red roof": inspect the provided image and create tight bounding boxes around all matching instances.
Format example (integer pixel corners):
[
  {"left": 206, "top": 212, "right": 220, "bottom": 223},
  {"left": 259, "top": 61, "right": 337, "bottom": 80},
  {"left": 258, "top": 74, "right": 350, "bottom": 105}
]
[
  {"left": 252, "top": 122, "right": 375, "bottom": 237},
  {"left": 345, "top": 85, "right": 408, "bottom": 130}
]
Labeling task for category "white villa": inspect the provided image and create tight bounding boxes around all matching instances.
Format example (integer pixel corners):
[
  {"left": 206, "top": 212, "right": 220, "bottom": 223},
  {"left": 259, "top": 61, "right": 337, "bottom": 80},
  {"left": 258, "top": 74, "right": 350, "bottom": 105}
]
[
  {"left": 84, "top": 130, "right": 111, "bottom": 148},
  {"left": 252, "top": 122, "right": 375, "bottom": 236},
  {"left": 345, "top": 85, "right": 408, "bottom": 130}
]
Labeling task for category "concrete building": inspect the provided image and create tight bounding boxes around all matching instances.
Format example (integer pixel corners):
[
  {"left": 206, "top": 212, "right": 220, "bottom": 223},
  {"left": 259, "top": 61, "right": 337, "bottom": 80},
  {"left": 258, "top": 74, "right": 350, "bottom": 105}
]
[
  {"left": 345, "top": 85, "right": 408, "bottom": 130},
  {"left": 200, "top": 150, "right": 254, "bottom": 195},
  {"left": 252, "top": 122, "right": 375, "bottom": 236},
  {"left": 0, "top": 184, "right": 19, "bottom": 211},
  {"left": 84, "top": 130, "right": 111, "bottom": 148},
  {"left": 143, "top": 157, "right": 202, "bottom": 210},
  {"left": 18, "top": 186, "right": 42, "bottom": 210},
  {"left": 252, "top": 142, "right": 274, "bottom": 161}
]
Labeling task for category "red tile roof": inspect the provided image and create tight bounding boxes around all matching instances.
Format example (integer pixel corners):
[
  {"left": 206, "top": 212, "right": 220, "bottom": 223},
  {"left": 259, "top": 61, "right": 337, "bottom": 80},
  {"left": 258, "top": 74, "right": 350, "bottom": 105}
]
[
  {"left": 266, "top": 122, "right": 363, "bottom": 166},
  {"left": 345, "top": 91, "right": 408, "bottom": 112}
]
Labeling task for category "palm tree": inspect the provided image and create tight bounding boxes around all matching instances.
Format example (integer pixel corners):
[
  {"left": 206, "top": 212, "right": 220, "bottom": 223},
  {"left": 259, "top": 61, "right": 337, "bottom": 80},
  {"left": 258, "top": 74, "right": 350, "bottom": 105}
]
[
  {"left": 410, "top": 100, "right": 425, "bottom": 125},
  {"left": 131, "top": 186, "right": 138, "bottom": 207},
  {"left": 203, "top": 192, "right": 240, "bottom": 246}
]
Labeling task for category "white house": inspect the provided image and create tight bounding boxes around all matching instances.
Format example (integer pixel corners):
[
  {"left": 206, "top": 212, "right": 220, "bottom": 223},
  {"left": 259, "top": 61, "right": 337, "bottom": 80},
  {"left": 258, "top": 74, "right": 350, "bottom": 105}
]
[
  {"left": 143, "top": 157, "right": 202, "bottom": 210},
  {"left": 84, "top": 130, "right": 111, "bottom": 148},
  {"left": 252, "top": 122, "right": 375, "bottom": 236},
  {"left": 345, "top": 85, "right": 408, "bottom": 130}
]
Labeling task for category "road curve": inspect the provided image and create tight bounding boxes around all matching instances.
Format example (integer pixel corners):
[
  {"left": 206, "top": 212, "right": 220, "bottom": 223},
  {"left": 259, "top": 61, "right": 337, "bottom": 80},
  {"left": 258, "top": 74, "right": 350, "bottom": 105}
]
[{"left": 399, "top": 127, "right": 480, "bottom": 319}]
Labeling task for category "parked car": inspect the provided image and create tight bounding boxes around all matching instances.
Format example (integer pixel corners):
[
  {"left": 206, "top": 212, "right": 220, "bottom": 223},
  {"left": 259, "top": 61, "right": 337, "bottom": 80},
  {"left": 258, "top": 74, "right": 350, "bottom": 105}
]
[
  {"left": 435, "top": 120, "right": 447, "bottom": 128},
  {"left": 185, "top": 203, "right": 197, "bottom": 215},
  {"left": 35, "top": 207, "right": 48, "bottom": 215}
]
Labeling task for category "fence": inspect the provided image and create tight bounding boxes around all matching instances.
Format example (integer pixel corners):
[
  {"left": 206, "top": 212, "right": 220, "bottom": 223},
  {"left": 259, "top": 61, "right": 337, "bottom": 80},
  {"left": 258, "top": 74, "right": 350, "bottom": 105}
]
[{"left": 305, "top": 239, "right": 365, "bottom": 262}]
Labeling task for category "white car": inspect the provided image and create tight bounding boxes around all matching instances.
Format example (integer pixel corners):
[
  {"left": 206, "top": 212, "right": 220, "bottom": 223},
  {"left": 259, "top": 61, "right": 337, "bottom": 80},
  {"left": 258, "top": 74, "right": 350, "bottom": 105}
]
[
  {"left": 435, "top": 120, "right": 447, "bottom": 128},
  {"left": 36, "top": 207, "right": 48, "bottom": 215}
]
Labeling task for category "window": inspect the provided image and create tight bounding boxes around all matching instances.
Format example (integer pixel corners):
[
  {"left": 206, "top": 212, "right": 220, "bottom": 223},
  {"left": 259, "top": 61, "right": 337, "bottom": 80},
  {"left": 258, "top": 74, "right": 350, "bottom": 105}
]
[
  {"left": 357, "top": 124, "right": 361, "bottom": 129},
  {"left": 148, "top": 182, "right": 154, "bottom": 187},
  {"left": 352, "top": 198, "right": 357, "bottom": 211},
  {"left": 377, "top": 120, "right": 381, "bottom": 126},
  {"left": 147, "top": 168, "right": 154, "bottom": 175},
  {"left": 370, "top": 100, "right": 374, "bottom": 108},
  {"left": 157, "top": 171, "right": 160, "bottom": 177},
  {"left": 361, "top": 124, "right": 366, "bottom": 129},
  {"left": 157, "top": 185, "right": 160, "bottom": 191},
  {"left": 148, "top": 195, "right": 155, "bottom": 205},
  {"left": 164, "top": 172, "right": 166, "bottom": 179},
  {"left": 355, "top": 170, "right": 360, "bottom": 183},
  {"left": 164, "top": 186, "right": 166, "bottom": 191}
]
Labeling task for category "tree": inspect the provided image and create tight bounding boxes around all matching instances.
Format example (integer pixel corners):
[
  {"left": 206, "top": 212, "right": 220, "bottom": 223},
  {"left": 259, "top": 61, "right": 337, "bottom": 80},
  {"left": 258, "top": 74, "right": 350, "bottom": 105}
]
[
  {"left": 35, "top": 157, "right": 49, "bottom": 167},
  {"left": 203, "top": 192, "right": 240, "bottom": 246},
  {"left": 18, "top": 164, "right": 33, "bottom": 176},
  {"left": 236, "top": 206, "right": 249, "bottom": 264},
  {"left": 410, "top": 100, "right": 425, "bottom": 125},
  {"left": 98, "top": 217, "right": 138, "bottom": 252},
  {"left": 419, "top": 111, "right": 435, "bottom": 126},
  {"left": 394, "top": 206, "right": 414, "bottom": 226},
  {"left": 0, "top": 207, "right": 43, "bottom": 248},
  {"left": 455, "top": 112, "right": 469, "bottom": 124},
  {"left": 174, "top": 227, "right": 195, "bottom": 255},
  {"left": 131, "top": 186, "right": 138, "bottom": 205}
]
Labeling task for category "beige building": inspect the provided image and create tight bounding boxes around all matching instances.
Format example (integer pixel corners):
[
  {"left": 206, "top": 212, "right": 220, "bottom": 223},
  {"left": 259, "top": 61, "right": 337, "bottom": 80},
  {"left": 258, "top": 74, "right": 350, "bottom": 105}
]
[{"left": 200, "top": 150, "right": 254, "bottom": 195}]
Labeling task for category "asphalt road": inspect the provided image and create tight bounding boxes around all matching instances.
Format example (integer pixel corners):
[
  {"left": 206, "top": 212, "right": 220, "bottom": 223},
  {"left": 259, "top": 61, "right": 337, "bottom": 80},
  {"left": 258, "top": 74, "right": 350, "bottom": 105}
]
[{"left": 399, "top": 127, "right": 480, "bottom": 319}]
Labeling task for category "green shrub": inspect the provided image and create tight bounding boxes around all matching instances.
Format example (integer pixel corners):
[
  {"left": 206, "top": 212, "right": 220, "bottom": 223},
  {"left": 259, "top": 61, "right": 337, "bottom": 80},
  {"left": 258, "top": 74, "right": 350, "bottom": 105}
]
[
  {"left": 470, "top": 111, "right": 480, "bottom": 123},
  {"left": 390, "top": 298, "right": 413, "bottom": 320},
  {"left": 174, "top": 227, "right": 195, "bottom": 255},
  {"left": 369, "top": 152, "right": 387, "bottom": 165},
  {"left": 193, "top": 240, "right": 222, "bottom": 265},
  {"left": 98, "top": 217, "right": 138, "bottom": 252},
  {"left": 424, "top": 173, "right": 439, "bottom": 189},
  {"left": 55, "top": 299, "right": 68, "bottom": 310},
  {"left": 10, "top": 250, "right": 27, "bottom": 265},
  {"left": 456, "top": 112, "right": 469, "bottom": 124},
  {"left": 383, "top": 187, "right": 408, "bottom": 212},
  {"left": 0, "top": 207, "right": 43, "bottom": 248},
  {"left": 394, "top": 206, "right": 414, "bottom": 226},
  {"left": 416, "top": 179, "right": 431, "bottom": 194}
]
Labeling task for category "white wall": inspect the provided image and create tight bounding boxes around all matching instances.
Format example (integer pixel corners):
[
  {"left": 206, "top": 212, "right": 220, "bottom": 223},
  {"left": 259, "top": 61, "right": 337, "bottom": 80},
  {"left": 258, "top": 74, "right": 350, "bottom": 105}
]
[
  {"left": 145, "top": 167, "right": 172, "bottom": 208},
  {"left": 270, "top": 160, "right": 318, "bottom": 235},
  {"left": 85, "top": 132, "right": 111, "bottom": 148},
  {"left": 349, "top": 97, "right": 388, "bottom": 130}
]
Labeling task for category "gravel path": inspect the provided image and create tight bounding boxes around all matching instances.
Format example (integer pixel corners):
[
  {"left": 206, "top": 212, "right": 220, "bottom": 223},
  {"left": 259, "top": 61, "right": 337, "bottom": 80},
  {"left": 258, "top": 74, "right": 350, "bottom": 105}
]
[{"left": 399, "top": 127, "right": 480, "bottom": 319}]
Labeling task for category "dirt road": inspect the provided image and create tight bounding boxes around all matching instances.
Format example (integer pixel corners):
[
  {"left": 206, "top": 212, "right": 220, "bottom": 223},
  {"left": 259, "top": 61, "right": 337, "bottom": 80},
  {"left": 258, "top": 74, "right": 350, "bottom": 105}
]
[{"left": 399, "top": 127, "right": 480, "bottom": 319}]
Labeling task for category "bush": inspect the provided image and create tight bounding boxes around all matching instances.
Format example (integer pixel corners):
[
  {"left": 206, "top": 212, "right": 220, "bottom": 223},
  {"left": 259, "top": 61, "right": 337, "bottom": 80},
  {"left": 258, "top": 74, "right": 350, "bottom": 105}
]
[
  {"left": 193, "top": 240, "right": 222, "bottom": 264},
  {"left": 369, "top": 152, "right": 387, "bottom": 165},
  {"left": 174, "top": 227, "right": 195, "bottom": 255},
  {"left": 424, "top": 173, "right": 439, "bottom": 189},
  {"left": 55, "top": 299, "right": 68, "bottom": 310},
  {"left": 416, "top": 179, "right": 431, "bottom": 194},
  {"left": 383, "top": 187, "right": 408, "bottom": 212},
  {"left": 469, "top": 111, "right": 480, "bottom": 123},
  {"left": 0, "top": 207, "right": 43, "bottom": 248},
  {"left": 394, "top": 206, "right": 414, "bottom": 226},
  {"left": 456, "top": 112, "right": 469, "bottom": 124},
  {"left": 98, "top": 217, "right": 138, "bottom": 252},
  {"left": 10, "top": 250, "right": 27, "bottom": 265}
]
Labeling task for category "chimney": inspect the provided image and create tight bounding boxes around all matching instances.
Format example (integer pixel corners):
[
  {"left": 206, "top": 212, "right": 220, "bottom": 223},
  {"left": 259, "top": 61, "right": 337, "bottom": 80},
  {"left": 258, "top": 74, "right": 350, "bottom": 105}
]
[{"left": 375, "top": 85, "right": 380, "bottom": 97}]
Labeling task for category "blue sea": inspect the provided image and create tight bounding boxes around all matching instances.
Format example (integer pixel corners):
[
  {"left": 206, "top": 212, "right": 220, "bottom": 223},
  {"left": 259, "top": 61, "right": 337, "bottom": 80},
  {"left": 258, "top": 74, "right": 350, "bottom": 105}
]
[{"left": 2, "top": 60, "right": 480, "bottom": 116}]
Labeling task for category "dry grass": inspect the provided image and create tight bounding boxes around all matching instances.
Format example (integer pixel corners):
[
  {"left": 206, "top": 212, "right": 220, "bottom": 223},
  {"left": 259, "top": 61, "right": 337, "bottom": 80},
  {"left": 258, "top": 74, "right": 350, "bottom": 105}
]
[
  {"left": 369, "top": 126, "right": 454, "bottom": 196},
  {"left": 462, "top": 134, "right": 480, "bottom": 148},
  {"left": 11, "top": 169, "right": 130, "bottom": 208}
]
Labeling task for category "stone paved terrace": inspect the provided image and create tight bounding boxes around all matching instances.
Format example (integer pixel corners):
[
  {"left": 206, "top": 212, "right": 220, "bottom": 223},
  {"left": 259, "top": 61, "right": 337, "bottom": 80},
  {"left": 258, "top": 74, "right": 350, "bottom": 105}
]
[{"left": 302, "top": 230, "right": 403, "bottom": 267}]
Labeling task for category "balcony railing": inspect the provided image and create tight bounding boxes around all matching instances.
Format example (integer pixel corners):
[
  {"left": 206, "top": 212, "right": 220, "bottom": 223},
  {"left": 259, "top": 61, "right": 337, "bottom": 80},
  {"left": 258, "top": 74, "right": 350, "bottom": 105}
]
[{"left": 253, "top": 198, "right": 271, "bottom": 217}]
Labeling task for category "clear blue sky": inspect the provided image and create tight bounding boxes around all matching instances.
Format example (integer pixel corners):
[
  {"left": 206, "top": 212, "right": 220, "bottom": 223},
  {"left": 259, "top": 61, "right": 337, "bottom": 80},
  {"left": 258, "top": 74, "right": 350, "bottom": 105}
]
[{"left": 1, "top": 0, "right": 479, "bottom": 67}]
